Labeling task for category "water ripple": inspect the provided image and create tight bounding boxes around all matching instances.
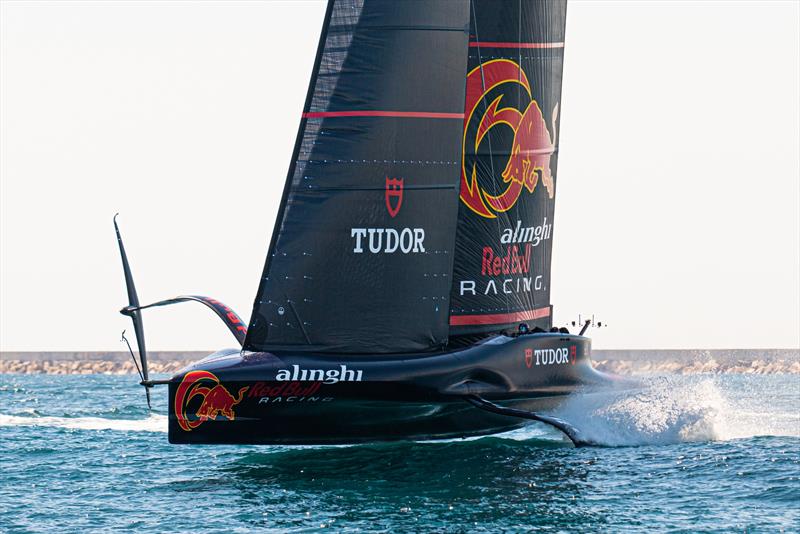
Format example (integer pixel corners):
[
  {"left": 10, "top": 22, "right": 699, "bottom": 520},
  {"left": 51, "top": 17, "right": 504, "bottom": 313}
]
[{"left": 0, "top": 373, "right": 797, "bottom": 532}]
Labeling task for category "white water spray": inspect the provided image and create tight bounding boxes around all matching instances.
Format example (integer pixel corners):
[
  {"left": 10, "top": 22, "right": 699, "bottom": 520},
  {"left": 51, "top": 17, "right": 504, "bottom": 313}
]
[
  {"left": 547, "top": 375, "right": 800, "bottom": 446},
  {"left": 0, "top": 413, "right": 167, "bottom": 433}
]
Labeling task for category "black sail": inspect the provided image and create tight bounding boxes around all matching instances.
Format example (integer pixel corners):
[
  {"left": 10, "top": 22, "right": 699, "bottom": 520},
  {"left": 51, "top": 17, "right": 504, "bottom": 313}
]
[
  {"left": 449, "top": 0, "right": 567, "bottom": 335},
  {"left": 244, "top": 0, "right": 471, "bottom": 354}
]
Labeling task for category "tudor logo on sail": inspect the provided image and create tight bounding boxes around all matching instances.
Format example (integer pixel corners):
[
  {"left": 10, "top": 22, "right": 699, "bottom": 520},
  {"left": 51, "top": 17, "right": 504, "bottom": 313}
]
[
  {"left": 461, "top": 59, "right": 558, "bottom": 218},
  {"left": 385, "top": 177, "right": 403, "bottom": 218},
  {"left": 350, "top": 176, "right": 426, "bottom": 253}
]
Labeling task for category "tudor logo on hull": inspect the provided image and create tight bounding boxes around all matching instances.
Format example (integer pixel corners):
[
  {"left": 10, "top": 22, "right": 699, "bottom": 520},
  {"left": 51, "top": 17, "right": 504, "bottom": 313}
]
[{"left": 524, "top": 346, "right": 577, "bottom": 367}]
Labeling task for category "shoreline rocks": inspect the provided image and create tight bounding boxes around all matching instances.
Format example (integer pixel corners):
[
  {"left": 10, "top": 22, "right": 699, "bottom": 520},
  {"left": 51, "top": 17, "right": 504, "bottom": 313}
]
[
  {"left": 0, "top": 360, "right": 195, "bottom": 375},
  {"left": 592, "top": 358, "right": 800, "bottom": 375}
]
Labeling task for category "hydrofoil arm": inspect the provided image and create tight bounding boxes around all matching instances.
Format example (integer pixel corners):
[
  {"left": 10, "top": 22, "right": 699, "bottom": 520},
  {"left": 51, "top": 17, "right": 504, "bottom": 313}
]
[
  {"left": 465, "top": 395, "right": 596, "bottom": 447},
  {"left": 121, "top": 295, "right": 247, "bottom": 347}
]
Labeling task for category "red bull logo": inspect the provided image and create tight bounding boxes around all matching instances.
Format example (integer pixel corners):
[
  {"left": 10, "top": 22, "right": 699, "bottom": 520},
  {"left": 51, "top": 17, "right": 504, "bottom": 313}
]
[
  {"left": 174, "top": 370, "right": 248, "bottom": 432},
  {"left": 461, "top": 59, "right": 559, "bottom": 218}
]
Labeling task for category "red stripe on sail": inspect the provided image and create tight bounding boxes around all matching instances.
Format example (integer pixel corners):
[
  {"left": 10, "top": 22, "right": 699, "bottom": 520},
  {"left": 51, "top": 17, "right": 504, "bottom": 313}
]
[
  {"left": 302, "top": 110, "right": 464, "bottom": 119},
  {"left": 449, "top": 307, "right": 551, "bottom": 326},
  {"left": 469, "top": 41, "right": 564, "bottom": 49}
]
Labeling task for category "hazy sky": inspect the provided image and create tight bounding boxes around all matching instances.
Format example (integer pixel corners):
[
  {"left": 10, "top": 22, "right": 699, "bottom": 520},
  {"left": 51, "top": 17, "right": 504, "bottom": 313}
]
[{"left": 1, "top": 0, "right": 798, "bottom": 351}]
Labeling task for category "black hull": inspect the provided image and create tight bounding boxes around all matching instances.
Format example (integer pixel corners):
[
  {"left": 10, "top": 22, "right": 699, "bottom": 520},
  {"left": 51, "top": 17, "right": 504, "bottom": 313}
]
[{"left": 168, "top": 333, "right": 620, "bottom": 445}]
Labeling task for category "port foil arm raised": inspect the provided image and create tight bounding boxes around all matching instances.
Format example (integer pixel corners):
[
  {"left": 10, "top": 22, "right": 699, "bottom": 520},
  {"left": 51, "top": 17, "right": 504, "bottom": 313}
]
[{"left": 121, "top": 296, "right": 247, "bottom": 347}]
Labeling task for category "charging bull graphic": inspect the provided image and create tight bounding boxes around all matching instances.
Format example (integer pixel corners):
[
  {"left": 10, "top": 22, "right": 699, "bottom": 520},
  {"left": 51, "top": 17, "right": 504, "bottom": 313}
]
[
  {"left": 174, "top": 370, "right": 248, "bottom": 431},
  {"left": 461, "top": 59, "right": 559, "bottom": 218}
]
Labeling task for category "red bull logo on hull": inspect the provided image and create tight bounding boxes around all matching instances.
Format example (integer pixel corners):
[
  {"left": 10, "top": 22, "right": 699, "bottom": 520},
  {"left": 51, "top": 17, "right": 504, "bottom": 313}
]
[
  {"left": 174, "top": 370, "right": 248, "bottom": 432},
  {"left": 461, "top": 59, "right": 559, "bottom": 218}
]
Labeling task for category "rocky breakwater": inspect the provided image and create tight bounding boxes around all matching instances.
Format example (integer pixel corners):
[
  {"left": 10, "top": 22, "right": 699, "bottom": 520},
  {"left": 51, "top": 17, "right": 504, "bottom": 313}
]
[
  {"left": 592, "top": 349, "right": 800, "bottom": 375},
  {"left": 0, "top": 359, "right": 194, "bottom": 375},
  {"left": 0, "top": 352, "right": 206, "bottom": 375},
  {"left": 1, "top": 349, "right": 798, "bottom": 375},
  {"left": 593, "top": 358, "right": 800, "bottom": 375}
]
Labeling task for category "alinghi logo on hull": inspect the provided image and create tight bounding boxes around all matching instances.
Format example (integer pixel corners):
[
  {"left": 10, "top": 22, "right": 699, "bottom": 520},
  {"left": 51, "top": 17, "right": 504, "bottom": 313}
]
[{"left": 275, "top": 364, "right": 364, "bottom": 384}]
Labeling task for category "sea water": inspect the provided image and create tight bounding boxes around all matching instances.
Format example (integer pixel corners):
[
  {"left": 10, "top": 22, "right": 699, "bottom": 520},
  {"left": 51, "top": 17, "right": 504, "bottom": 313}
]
[{"left": 0, "top": 371, "right": 798, "bottom": 532}]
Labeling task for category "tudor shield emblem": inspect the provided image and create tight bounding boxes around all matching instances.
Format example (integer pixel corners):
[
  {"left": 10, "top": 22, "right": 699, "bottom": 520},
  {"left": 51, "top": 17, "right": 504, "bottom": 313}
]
[
  {"left": 525, "top": 348, "right": 533, "bottom": 368},
  {"left": 385, "top": 177, "right": 404, "bottom": 218}
]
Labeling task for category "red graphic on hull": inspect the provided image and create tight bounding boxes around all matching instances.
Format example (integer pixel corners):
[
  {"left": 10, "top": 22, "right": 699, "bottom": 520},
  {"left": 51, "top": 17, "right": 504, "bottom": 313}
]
[{"left": 174, "top": 370, "right": 248, "bottom": 432}]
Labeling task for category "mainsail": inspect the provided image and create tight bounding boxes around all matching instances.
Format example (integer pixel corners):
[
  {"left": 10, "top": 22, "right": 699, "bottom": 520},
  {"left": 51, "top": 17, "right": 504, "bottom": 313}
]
[
  {"left": 245, "top": 0, "right": 471, "bottom": 353},
  {"left": 245, "top": 0, "right": 567, "bottom": 354}
]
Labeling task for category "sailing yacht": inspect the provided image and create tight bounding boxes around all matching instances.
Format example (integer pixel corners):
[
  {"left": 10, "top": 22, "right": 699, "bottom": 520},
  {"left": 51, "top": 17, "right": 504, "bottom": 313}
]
[{"left": 115, "top": 0, "right": 620, "bottom": 446}]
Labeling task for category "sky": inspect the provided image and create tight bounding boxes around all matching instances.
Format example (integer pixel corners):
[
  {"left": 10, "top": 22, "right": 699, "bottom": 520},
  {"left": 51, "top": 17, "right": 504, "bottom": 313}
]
[{"left": 1, "top": 0, "right": 798, "bottom": 351}]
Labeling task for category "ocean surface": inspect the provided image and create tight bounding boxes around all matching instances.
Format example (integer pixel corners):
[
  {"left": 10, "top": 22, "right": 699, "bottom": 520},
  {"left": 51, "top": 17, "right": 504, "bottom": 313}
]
[{"left": 1, "top": 371, "right": 798, "bottom": 532}]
